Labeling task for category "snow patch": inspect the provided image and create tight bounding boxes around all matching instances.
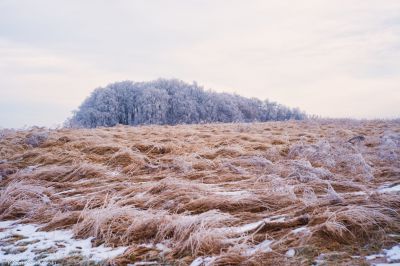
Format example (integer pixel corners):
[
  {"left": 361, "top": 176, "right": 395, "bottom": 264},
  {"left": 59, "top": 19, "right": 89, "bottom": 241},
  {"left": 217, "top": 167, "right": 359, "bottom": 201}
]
[
  {"left": 214, "top": 190, "right": 251, "bottom": 196},
  {"left": 155, "top": 242, "right": 172, "bottom": 255},
  {"left": 108, "top": 171, "right": 120, "bottom": 177},
  {"left": 245, "top": 239, "right": 273, "bottom": 256},
  {"left": 343, "top": 191, "right": 368, "bottom": 196},
  {"left": 379, "top": 184, "right": 400, "bottom": 193},
  {"left": 385, "top": 245, "right": 400, "bottom": 262},
  {"left": 286, "top": 248, "right": 295, "bottom": 257},
  {"left": 266, "top": 215, "right": 286, "bottom": 222},
  {"left": 21, "top": 165, "right": 39, "bottom": 173},
  {"left": 229, "top": 215, "right": 286, "bottom": 235},
  {"left": 231, "top": 221, "right": 264, "bottom": 234},
  {"left": 366, "top": 254, "right": 385, "bottom": 260},
  {"left": 133, "top": 242, "right": 171, "bottom": 256},
  {"left": 189, "top": 256, "right": 214, "bottom": 266},
  {"left": 0, "top": 220, "right": 127, "bottom": 265},
  {"left": 130, "top": 262, "right": 159, "bottom": 266},
  {"left": 292, "top": 226, "right": 310, "bottom": 234},
  {"left": 366, "top": 244, "right": 400, "bottom": 264},
  {"left": 54, "top": 189, "right": 77, "bottom": 195}
]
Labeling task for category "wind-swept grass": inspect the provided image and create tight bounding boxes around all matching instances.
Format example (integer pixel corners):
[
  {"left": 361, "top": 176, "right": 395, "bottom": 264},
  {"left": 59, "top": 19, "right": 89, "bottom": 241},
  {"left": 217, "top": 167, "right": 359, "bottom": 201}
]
[{"left": 0, "top": 120, "right": 399, "bottom": 265}]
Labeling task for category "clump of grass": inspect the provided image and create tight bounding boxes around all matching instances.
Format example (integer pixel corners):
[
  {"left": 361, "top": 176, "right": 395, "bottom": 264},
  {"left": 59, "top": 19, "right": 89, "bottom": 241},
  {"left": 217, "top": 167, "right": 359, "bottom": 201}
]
[
  {"left": 74, "top": 202, "right": 237, "bottom": 256},
  {"left": 133, "top": 142, "right": 173, "bottom": 155},
  {"left": 108, "top": 148, "right": 148, "bottom": 168},
  {"left": 74, "top": 202, "right": 167, "bottom": 246},
  {"left": 40, "top": 211, "right": 81, "bottom": 231},
  {"left": 82, "top": 144, "right": 120, "bottom": 155},
  {"left": 156, "top": 210, "right": 237, "bottom": 256},
  {"left": 25, "top": 131, "right": 49, "bottom": 148},
  {"left": 311, "top": 205, "right": 399, "bottom": 245},
  {"left": 0, "top": 181, "right": 56, "bottom": 222},
  {"left": 200, "top": 145, "right": 245, "bottom": 160}
]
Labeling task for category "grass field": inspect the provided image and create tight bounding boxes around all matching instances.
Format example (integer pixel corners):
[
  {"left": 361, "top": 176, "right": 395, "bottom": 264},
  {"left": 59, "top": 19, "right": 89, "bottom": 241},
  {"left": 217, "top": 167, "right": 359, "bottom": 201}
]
[{"left": 0, "top": 119, "right": 399, "bottom": 265}]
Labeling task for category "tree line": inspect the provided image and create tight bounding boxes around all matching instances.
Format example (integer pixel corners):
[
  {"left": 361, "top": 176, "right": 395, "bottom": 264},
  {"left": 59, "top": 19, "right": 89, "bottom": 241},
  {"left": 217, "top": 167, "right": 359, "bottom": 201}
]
[{"left": 67, "top": 79, "right": 306, "bottom": 128}]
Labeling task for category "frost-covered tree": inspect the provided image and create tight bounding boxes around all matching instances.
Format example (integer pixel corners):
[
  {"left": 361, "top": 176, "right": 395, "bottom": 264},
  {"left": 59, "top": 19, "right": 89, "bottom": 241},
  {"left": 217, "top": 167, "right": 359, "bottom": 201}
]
[{"left": 68, "top": 79, "right": 307, "bottom": 128}]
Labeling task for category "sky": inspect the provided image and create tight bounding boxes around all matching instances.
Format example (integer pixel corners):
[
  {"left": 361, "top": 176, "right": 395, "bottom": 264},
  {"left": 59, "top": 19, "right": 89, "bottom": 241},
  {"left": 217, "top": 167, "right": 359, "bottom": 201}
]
[{"left": 0, "top": 0, "right": 399, "bottom": 128}]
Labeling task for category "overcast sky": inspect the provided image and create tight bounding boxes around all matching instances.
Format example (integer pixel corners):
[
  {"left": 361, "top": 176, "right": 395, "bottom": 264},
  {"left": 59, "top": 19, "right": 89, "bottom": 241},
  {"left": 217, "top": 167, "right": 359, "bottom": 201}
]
[{"left": 0, "top": 0, "right": 399, "bottom": 128}]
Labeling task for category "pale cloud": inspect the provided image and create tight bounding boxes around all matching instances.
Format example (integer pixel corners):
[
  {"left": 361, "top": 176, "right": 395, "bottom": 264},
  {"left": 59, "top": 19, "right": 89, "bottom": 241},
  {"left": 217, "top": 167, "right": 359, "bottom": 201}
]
[
  {"left": 0, "top": 0, "right": 399, "bottom": 127},
  {"left": 0, "top": 39, "right": 128, "bottom": 127}
]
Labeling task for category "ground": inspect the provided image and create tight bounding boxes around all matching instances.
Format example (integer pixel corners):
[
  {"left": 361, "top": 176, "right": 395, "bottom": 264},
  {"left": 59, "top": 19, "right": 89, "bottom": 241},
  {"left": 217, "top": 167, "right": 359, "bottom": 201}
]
[{"left": 0, "top": 119, "right": 399, "bottom": 265}]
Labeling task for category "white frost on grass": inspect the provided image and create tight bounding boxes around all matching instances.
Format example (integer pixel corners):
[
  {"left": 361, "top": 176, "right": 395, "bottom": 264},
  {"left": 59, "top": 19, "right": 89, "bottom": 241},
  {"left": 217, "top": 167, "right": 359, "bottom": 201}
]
[{"left": 0, "top": 220, "right": 127, "bottom": 265}]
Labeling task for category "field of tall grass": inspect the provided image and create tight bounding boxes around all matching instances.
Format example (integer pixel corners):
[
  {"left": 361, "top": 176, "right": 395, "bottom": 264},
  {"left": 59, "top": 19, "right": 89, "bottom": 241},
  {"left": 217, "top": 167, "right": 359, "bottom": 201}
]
[{"left": 0, "top": 119, "right": 399, "bottom": 265}]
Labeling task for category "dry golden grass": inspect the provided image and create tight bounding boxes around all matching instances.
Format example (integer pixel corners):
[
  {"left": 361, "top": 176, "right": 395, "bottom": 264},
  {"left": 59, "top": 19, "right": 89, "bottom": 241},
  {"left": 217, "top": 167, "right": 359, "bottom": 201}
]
[{"left": 0, "top": 119, "right": 399, "bottom": 265}]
